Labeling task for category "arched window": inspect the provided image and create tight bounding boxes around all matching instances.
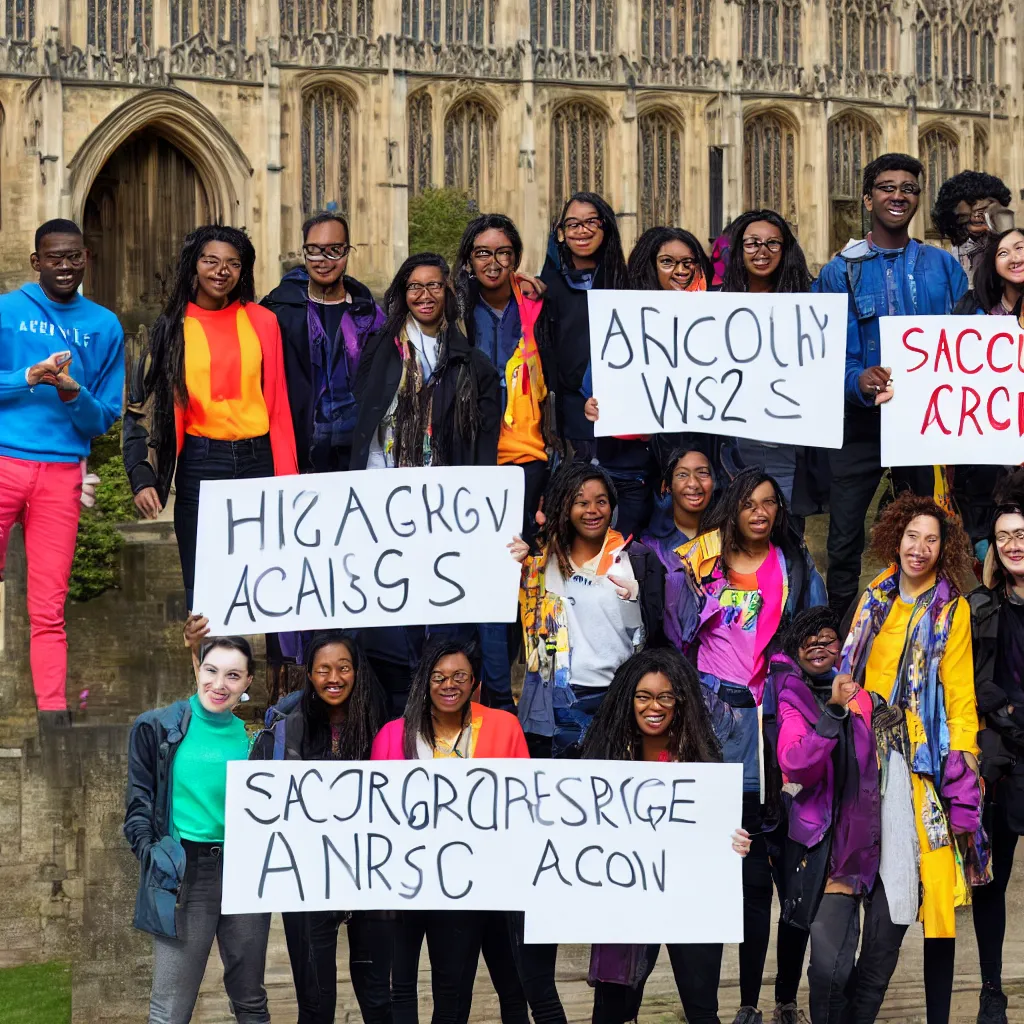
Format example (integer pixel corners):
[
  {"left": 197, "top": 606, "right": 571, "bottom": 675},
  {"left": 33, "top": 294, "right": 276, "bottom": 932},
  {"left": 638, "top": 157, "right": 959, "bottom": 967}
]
[
  {"left": 744, "top": 112, "right": 798, "bottom": 223},
  {"left": 974, "top": 126, "right": 988, "bottom": 169},
  {"left": 920, "top": 127, "right": 959, "bottom": 237},
  {"left": 279, "top": 0, "right": 374, "bottom": 37},
  {"left": 444, "top": 100, "right": 498, "bottom": 207},
  {"left": 402, "top": 0, "right": 494, "bottom": 44},
  {"left": 640, "top": 0, "right": 711, "bottom": 60},
  {"left": 2, "top": 0, "right": 34, "bottom": 39},
  {"left": 407, "top": 91, "right": 433, "bottom": 196},
  {"left": 743, "top": 0, "right": 800, "bottom": 63},
  {"left": 171, "top": 0, "right": 246, "bottom": 45},
  {"left": 828, "top": 111, "right": 879, "bottom": 252},
  {"left": 88, "top": 1, "right": 153, "bottom": 51},
  {"left": 301, "top": 85, "right": 353, "bottom": 217},
  {"left": 830, "top": 0, "right": 892, "bottom": 77},
  {"left": 638, "top": 109, "right": 683, "bottom": 232},
  {"left": 531, "top": 0, "right": 615, "bottom": 52},
  {"left": 915, "top": 0, "right": 997, "bottom": 87},
  {"left": 550, "top": 101, "right": 607, "bottom": 218}
]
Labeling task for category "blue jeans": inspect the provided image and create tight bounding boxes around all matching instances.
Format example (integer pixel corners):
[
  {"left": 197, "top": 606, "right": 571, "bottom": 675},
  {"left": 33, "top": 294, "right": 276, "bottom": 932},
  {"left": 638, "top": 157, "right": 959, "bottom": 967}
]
[
  {"left": 552, "top": 684, "right": 607, "bottom": 757},
  {"left": 478, "top": 623, "right": 515, "bottom": 711}
]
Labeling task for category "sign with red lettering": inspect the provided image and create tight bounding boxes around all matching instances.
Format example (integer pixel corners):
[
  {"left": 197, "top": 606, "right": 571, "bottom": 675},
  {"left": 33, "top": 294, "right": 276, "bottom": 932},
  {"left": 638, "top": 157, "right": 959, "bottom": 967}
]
[{"left": 880, "top": 315, "right": 1024, "bottom": 465}]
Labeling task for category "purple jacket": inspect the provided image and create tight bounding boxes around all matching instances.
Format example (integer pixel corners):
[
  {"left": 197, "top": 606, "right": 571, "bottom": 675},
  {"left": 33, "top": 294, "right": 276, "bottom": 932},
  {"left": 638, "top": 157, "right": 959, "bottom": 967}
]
[{"left": 773, "top": 654, "right": 881, "bottom": 894}]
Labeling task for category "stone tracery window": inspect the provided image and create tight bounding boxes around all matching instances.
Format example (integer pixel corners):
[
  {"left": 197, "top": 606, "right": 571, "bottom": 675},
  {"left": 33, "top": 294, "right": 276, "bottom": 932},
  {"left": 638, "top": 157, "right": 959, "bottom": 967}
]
[
  {"left": 401, "top": 0, "right": 495, "bottom": 44},
  {"left": 742, "top": 0, "right": 799, "bottom": 64},
  {"left": 638, "top": 109, "right": 683, "bottom": 232},
  {"left": 744, "top": 112, "right": 797, "bottom": 223},
  {"left": 278, "top": 0, "right": 374, "bottom": 36},
  {"left": 407, "top": 90, "right": 433, "bottom": 195},
  {"left": 640, "top": 0, "right": 711, "bottom": 60},
  {"left": 827, "top": 110, "right": 879, "bottom": 251},
  {"left": 530, "top": 0, "right": 615, "bottom": 53},
  {"left": 920, "top": 126, "right": 959, "bottom": 237},
  {"left": 2, "top": 0, "right": 35, "bottom": 39},
  {"left": 171, "top": 0, "right": 246, "bottom": 45},
  {"left": 88, "top": 0, "right": 154, "bottom": 51},
  {"left": 301, "top": 85, "right": 353, "bottom": 217},
  {"left": 974, "top": 126, "right": 988, "bottom": 168},
  {"left": 915, "top": 0, "right": 998, "bottom": 87},
  {"left": 550, "top": 101, "right": 607, "bottom": 217},
  {"left": 444, "top": 99, "right": 498, "bottom": 207},
  {"left": 829, "top": 0, "right": 892, "bottom": 77}
]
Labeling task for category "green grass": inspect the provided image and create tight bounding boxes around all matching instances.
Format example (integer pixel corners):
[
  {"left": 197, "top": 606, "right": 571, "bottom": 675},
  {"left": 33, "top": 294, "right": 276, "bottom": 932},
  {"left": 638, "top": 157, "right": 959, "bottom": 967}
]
[{"left": 0, "top": 961, "right": 72, "bottom": 1024}]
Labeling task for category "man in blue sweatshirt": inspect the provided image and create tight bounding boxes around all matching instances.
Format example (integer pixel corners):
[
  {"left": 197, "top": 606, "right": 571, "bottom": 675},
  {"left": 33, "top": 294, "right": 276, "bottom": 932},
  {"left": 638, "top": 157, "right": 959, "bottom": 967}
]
[{"left": 0, "top": 219, "right": 124, "bottom": 722}]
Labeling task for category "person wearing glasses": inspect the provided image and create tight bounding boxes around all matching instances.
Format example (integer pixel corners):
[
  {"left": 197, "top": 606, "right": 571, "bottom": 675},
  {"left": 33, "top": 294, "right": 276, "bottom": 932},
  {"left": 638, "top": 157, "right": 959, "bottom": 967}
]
[
  {"left": 968, "top": 472, "right": 1024, "bottom": 1024},
  {"left": 814, "top": 153, "right": 968, "bottom": 623},
  {"left": 0, "top": 218, "right": 124, "bottom": 723},
  {"left": 262, "top": 211, "right": 385, "bottom": 473},
  {"left": 665, "top": 467, "right": 825, "bottom": 1024}
]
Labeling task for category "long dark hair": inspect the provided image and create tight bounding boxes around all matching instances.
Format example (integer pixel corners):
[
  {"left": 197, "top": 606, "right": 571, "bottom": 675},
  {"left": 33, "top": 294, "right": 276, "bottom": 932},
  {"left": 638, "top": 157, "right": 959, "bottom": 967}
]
[
  {"left": 972, "top": 228, "right": 1024, "bottom": 312},
  {"left": 555, "top": 191, "right": 628, "bottom": 288},
  {"left": 538, "top": 461, "right": 618, "bottom": 579},
  {"left": 454, "top": 213, "right": 524, "bottom": 311},
  {"left": 403, "top": 636, "right": 483, "bottom": 759},
  {"left": 627, "top": 227, "right": 713, "bottom": 291},
  {"left": 582, "top": 648, "right": 722, "bottom": 763},
  {"left": 300, "top": 631, "right": 387, "bottom": 760},
  {"left": 145, "top": 225, "right": 257, "bottom": 450},
  {"left": 721, "top": 209, "right": 811, "bottom": 294},
  {"left": 700, "top": 467, "right": 791, "bottom": 573}
]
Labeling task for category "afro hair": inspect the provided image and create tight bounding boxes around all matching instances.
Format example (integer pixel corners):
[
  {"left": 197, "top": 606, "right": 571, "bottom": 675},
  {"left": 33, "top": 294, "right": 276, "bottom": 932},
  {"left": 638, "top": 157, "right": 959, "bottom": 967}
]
[{"left": 932, "top": 170, "right": 1013, "bottom": 244}]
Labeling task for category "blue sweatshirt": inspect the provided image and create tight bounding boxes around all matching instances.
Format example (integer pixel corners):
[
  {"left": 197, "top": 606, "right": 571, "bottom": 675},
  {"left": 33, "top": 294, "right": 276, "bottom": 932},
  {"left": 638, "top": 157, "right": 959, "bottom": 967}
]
[{"left": 0, "top": 283, "right": 125, "bottom": 461}]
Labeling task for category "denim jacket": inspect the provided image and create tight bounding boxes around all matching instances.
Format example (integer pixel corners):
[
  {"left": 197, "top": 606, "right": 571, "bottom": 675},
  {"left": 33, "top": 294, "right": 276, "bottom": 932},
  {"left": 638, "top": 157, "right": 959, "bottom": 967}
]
[{"left": 814, "top": 239, "right": 967, "bottom": 407}]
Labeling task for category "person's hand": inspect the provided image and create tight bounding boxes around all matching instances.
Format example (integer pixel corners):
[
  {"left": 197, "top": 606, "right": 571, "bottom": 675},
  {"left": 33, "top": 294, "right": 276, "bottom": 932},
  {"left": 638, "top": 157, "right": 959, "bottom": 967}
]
[
  {"left": 508, "top": 535, "right": 529, "bottom": 563},
  {"left": 608, "top": 575, "right": 639, "bottom": 601},
  {"left": 584, "top": 397, "right": 600, "bottom": 423},
  {"left": 830, "top": 673, "right": 859, "bottom": 708},
  {"left": 134, "top": 487, "right": 163, "bottom": 519},
  {"left": 874, "top": 379, "right": 894, "bottom": 406},
  {"left": 184, "top": 613, "right": 210, "bottom": 652},
  {"left": 80, "top": 459, "right": 100, "bottom": 508},
  {"left": 731, "top": 828, "right": 752, "bottom": 858},
  {"left": 858, "top": 366, "right": 892, "bottom": 404},
  {"left": 27, "top": 351, "right": 76, "bottom": 389},
  {"left": 534, "top": 497, "right": 546, "bottom": 530},
  {"left": 515, "top": 272, "right": 547, "bottom": 299}
]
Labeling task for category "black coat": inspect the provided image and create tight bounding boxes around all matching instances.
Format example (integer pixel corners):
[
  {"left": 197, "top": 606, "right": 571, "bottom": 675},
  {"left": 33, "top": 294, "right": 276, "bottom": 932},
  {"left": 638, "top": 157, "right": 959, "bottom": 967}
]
[
  {"left": 349, "top": 321, "right": 500, "bottom": 470},
  {"left": 261, "top": 268, "right": 384, "bottom": 472}
]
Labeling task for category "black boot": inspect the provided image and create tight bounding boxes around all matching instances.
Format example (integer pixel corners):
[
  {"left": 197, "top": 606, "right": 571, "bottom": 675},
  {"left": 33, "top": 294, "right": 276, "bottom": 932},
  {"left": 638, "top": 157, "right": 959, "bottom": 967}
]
[{"left": 978, "top": 984, "right": 1009, "bottom": 1024}]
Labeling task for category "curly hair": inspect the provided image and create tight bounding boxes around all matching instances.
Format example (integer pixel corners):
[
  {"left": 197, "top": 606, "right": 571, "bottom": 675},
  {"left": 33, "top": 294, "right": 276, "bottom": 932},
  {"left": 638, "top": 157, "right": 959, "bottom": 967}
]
[
  {"left": 537, "top": 461, "right": 618, "bottom": 579},
  {"left": 971, "top": 228, "right": 1024, "bottom": 312},
  {"left": 869, "top": 493, "right": 973, "bottom": 586},
  {"left": 781, "top": 606, "right": 839, "bottom": 663},
  {"left": 582, "top": 647, "right": 722, "bottom": 763},
  {"left": 720, "top": 209, "right": 812, "bottom": 294},
  {"left": 932, "top": 170, "right": 1012, "bottom": 245},
  {"left": 626, "top": 226, "right": 714, "bottom": 291},
  {"left": 555, "top": 191, "right": 629, "bottom": 289}
]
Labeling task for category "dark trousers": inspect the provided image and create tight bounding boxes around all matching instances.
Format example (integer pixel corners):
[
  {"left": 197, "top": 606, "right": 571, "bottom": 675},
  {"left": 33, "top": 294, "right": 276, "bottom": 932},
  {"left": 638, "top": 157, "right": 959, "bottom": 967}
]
[
  {"left": 281, "top": 910, "right": 393, "bottom": 1024},
  {"left": 825, "top": 431, "right": 932, "bottom": 621},
  {"left": 506, "top": 912, "right": 567, "bottom": 1024},
  {"left": 807, "top": 883, "right": 907, "bottom": 1024},
  {"left": 368, "top": 657, "right": 416, "bottom": 719},
  {"left": 972, "top": 788, "right": 1020, "bottom": 990},
  {"left": 174, "top": 433, "right": 274, "bottom": 610},
  {"left": 592, "top": 943, "right": 724, "bottom": 1024},
  {"left": 520, "top": 459, "right": 549, "bottom": 539},
  {"left": 481, "top": 912, "right": 530, "bottom": 1024},
  {"left": 393, "top": 910, "right": 484, "bottom": 1024},
  {"left": 740, "top": 795, "right": 810, "bottom": 1009}
]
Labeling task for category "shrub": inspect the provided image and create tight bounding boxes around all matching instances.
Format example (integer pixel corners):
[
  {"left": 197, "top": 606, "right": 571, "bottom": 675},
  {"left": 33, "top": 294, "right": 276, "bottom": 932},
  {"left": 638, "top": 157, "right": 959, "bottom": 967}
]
[{"left": 407, "top": 187, "right": 477, "bottom": 266}]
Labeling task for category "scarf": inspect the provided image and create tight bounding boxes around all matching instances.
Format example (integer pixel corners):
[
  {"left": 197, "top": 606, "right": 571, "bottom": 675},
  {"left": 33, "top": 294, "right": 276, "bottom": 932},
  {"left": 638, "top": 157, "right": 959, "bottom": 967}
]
[{"left": 381, "top": 321, "right": 439, "bottom": 468}]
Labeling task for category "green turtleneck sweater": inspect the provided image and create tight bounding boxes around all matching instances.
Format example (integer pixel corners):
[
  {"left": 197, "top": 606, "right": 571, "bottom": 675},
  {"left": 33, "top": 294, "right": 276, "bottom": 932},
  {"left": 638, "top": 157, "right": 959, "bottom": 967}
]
[{"left": 171, "top": 694, "right": 250, "bottom": 842}]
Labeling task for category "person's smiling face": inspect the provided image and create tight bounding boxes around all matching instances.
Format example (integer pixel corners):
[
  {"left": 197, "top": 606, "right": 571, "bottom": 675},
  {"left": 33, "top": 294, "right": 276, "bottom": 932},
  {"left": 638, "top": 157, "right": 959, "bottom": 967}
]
[{"left": 633, "top": 671, "right": 677, "bottom": 738}]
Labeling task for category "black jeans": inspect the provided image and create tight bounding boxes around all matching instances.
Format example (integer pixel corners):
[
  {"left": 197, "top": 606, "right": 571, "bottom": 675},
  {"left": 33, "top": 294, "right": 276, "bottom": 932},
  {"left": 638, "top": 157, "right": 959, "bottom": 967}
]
[
  {"left": 592, "top": 943, "right": 724, "bottom": 1024},
  {"left": 825, "top": 423, "right": 932, "bottom": 621},
  {"left": 281, "top": 910, "right": 393, "bottom": 1024},
  {"left": 481, "top": 911, "right": 530, "bottom": 1024},
  {"left": 393, "top": 910, "right": 484, "bottom": 1024},
  {"left": 173, "top": 433, "right": 274, "bottom": 610},
  {"left": 520, "top": 459, "right": 549, "bottom": 539},
  {"left": 506, "top": 912, "right": 567, "bottom": 1024},
  {"left": 807, "top": 883, "right": 907, "bottom": 1024}
]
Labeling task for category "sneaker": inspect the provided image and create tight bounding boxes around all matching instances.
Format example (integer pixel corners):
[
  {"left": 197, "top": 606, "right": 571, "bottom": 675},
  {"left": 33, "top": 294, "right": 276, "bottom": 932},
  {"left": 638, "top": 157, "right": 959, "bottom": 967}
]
[
  {"left": 772, "top": 1003, "right": 808, "bottom": 1024},
  {"left": 733, "top": 1009, "right": 764, "bottom": 1024},
  {"left": 978, "top": 985, "right": 1009, "bottom": 1024}
]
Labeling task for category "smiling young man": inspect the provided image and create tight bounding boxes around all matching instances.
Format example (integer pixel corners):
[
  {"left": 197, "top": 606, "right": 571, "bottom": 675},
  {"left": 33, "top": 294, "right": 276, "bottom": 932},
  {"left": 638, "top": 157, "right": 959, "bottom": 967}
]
[
  {"left": 0, "top": 218, "right": 124, "bottom": 724},
  {"left": 814, "top": 153, "right": 968, "bottom": 621}
]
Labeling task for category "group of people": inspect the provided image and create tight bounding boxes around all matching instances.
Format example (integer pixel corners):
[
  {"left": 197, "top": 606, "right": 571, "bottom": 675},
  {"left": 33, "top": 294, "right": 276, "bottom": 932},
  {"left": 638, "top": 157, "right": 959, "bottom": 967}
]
[{"left": 0, "top": 149, "right": 1021, "bottom": 1024}]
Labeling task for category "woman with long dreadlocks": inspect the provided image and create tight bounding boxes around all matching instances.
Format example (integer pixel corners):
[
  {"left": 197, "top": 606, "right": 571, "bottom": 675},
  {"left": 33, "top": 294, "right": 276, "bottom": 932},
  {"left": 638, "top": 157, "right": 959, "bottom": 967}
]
[
  {"left": 582, "top": 647, "right": 751, "bottom": 1024},
  {"left": 251, "top": 630, "right": 391, "bottom": 1024},
  {"left": 123, "top": 225, "right": 298, "bottom": 608},
  {"left": 515, "top": 461, "right": 666, "bottom": 758},
  {"left": 665, "top": 467, "right": 825, "bottom": 1024}
]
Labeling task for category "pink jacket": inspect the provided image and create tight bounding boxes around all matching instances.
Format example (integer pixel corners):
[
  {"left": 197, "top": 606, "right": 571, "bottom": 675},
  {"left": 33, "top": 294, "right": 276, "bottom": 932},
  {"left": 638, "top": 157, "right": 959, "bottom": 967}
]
[{"left": 370, "top": 704, "right": 530, "bottom": 760}]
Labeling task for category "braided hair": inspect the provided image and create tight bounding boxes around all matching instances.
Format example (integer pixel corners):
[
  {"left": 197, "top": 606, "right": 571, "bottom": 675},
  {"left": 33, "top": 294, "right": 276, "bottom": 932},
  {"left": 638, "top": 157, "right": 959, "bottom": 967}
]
[
  {"left": 627, "top": 226, "right": 713, "bottom": 291},
  {"left": 721, "top": 209, "right": 811, "bottom": 294},
  {"left": 144, "top": 225, "right": 257, "bottom": 453},
  {"left": 781, "top": 606, "right": 840, "bottom": 663},
  {"left": 538, "top": 461, "right": 618, "bottom": 580},
  {"left": 582, "top": 648, "right": 722, "bottom": 763}
]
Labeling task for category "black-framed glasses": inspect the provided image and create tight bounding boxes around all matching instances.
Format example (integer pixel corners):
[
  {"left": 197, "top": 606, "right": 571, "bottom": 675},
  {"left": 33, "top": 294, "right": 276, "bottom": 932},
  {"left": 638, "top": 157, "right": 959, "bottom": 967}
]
[
  {"left": 303, "top": 243, "right": 354, "bottom": 261},
  {"left": 800, "top": 635, "right": 841, "bottom": 655},
  {"left": 634, "top": 692, "right": 677, "bottom": 708},
  {"left": 656, "top": 255, "right": 698, "bottom": 272},
  {"left": 406, "top": 281, "right": 446, "bottom": 298},
  {"left": 430, "top": 670, "right": 472, "bottom": 686},
  {"left": 873, "top": 183, "right": 922, "bottom": 196},
  {"left": 562, "top": 216, "right": 603, "bottom": 235},
  {"left": 741, "top": 238, "right": 783, "bottom": 254},
  {"left": 471, "top": 247, "right": 516, "bottom": 267},
  {"left": 40, "top": 250, "right": 87, "bottom": 269}
]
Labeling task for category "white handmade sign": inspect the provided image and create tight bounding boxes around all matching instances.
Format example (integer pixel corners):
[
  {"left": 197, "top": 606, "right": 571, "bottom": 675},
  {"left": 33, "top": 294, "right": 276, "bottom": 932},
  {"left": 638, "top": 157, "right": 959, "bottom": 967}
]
[
  {"left": 192, "top": 466, "right": 525, "bottom": 635},
  {"left": 221, "top": 759, "right": 744, "bottom": 944},
  {"left": 587, "top": 290, "right": 848, "bottom": 447},
  {"left": 880, "top": 315, "right": 1024, "bottom": 465}
]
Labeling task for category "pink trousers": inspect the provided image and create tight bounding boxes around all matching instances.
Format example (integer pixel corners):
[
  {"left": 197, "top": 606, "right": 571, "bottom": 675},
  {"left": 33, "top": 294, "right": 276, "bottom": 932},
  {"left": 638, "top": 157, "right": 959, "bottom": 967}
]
[{"left": 0, "top": 456, "right": 82, "bottom": 711}]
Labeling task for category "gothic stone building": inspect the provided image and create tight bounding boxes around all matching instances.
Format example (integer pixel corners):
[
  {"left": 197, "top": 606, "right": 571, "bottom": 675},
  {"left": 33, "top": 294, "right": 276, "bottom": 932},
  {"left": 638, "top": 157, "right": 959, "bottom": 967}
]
[{"left": 0, "top": 0, "right": 1016, "bottom": 327}]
